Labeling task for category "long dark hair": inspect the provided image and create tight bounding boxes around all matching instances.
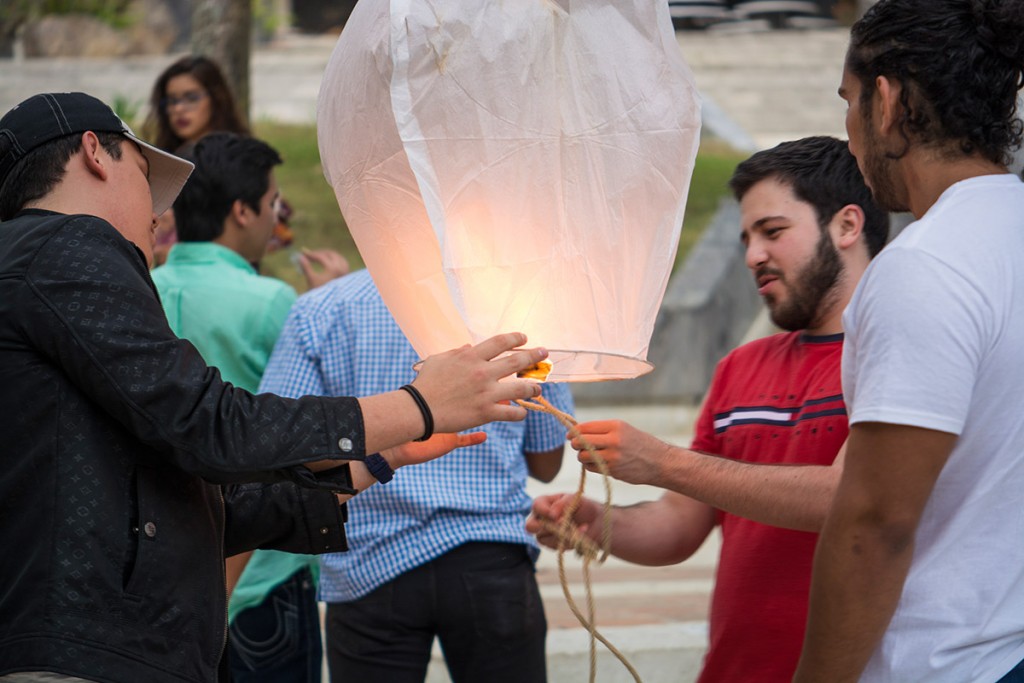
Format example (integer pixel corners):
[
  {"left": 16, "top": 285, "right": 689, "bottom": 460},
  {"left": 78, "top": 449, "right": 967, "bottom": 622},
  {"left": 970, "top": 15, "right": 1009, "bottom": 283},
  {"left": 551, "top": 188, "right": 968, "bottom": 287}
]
[{"left": 144, "top": 55, "right": 250, "bottom": 152}]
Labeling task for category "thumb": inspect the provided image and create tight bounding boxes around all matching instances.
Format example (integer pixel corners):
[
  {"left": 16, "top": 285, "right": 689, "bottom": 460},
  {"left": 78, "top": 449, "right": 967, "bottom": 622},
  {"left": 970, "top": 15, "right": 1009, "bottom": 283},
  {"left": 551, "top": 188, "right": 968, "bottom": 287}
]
[{"left": 297, "top": 253, "right": 316, "bottom": 278}]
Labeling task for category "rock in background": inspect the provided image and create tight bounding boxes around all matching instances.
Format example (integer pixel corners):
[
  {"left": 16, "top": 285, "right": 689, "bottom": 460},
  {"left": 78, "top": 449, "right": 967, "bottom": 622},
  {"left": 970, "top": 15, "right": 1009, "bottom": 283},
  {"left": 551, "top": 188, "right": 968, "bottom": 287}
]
[{"left": 13, "top": 0, "right": 185, "bottom": 58}]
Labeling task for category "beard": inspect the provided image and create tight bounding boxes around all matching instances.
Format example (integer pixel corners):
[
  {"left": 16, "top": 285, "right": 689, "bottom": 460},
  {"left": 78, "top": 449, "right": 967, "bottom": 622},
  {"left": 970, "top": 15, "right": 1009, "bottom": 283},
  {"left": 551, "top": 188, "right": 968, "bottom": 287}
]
[
  {"left": 762, "top": 231, "right": 843, "bottom": 332},
  {"left": 861, "top": 118, "right": 910, "bottom": 213}
]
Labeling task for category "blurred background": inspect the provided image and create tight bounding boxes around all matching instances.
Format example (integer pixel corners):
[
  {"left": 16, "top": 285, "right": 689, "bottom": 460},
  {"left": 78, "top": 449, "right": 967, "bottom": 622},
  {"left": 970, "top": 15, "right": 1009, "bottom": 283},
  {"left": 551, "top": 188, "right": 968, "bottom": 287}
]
[{"left": 0, "top": 0, "right": 866, "bottom": 293}]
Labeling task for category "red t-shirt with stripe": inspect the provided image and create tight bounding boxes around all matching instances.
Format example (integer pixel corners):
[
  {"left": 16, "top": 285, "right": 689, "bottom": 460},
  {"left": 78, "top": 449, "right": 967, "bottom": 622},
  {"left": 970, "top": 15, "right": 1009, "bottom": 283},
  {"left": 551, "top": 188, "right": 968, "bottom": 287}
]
[{"left": 691, "top": 331, "right": 847, "bottom": 683}]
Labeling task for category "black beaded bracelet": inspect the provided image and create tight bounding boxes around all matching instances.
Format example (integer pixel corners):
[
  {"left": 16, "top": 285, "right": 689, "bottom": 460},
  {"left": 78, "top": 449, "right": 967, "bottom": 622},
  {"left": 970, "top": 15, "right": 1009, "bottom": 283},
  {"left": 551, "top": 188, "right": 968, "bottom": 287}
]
[{"left": 399, "top": 384, "right": 434, "bottom": 442}]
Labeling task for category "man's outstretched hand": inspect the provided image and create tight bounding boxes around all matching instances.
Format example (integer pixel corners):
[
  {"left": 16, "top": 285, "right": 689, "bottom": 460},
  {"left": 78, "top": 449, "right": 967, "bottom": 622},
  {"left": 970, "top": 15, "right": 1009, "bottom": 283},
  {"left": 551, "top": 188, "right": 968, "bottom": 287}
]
[
  {"left": 383, "top": 431, "right": 487, "bottom": 469},
  {"left": 412, "top": 333, "right": 548, "bottom": 434}
]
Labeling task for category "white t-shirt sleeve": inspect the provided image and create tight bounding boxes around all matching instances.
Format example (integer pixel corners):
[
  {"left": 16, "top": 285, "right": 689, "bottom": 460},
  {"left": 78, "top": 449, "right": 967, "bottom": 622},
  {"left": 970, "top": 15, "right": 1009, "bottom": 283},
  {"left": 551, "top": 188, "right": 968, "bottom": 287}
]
[{"left": 843, "top": 246, "right": 992, "bottom": 435}]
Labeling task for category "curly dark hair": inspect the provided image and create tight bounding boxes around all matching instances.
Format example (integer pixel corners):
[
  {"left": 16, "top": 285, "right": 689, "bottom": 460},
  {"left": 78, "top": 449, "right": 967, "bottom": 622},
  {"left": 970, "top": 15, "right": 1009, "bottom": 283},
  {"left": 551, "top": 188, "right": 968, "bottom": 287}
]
[
  {"left": 729, "top": 136, "right": 889, "bottom": 258},
  {"left": 847, "top": 0, "right": 1024, "bottom": 166},
  {"left": 143, "top": 55, "right": 250, "bottom": 153}
]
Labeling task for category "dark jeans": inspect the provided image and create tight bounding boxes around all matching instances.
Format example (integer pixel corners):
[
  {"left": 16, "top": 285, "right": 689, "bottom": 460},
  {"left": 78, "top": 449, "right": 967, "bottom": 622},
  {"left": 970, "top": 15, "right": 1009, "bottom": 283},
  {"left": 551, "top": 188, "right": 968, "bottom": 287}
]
[
  {"left": 227, "top": 566, "right": 322, "bottom": 683},
  {"left": 999, "top": 657, "right": 1024, "bottom": 682},
  {"left": 326, "top": 542, "right": 547, "bottom": 683}
]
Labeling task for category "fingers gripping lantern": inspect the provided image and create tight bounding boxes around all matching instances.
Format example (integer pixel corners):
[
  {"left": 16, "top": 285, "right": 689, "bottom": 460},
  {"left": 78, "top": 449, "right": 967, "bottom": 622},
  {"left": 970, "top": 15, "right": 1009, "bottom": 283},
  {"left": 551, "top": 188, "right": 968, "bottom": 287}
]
[{"left": 317, "top": 0, "right": 701, "bottom": 382}]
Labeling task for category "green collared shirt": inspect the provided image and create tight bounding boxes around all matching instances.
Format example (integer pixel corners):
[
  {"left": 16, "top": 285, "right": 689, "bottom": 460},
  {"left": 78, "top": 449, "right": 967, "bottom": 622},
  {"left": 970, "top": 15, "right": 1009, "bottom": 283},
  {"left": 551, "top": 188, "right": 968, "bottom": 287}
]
[
  {"left": 152, "top": 242, "right": 296, "bottom": 393},
  {"left": 152, "top": 241, "right": 316, "bottom": 622}
]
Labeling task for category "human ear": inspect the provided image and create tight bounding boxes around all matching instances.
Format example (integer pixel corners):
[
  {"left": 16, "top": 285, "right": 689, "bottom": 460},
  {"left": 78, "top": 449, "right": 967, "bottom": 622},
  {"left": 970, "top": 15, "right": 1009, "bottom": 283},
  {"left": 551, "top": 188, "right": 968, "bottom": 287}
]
[
  {"left": 230, "top": 198, "right": 250, "bottom": 226},
  {"left": 81, "top": 132, "right": 109, "bottom": 181},
  {"left": 831, "top": 204, "right": 865, "bottom": 250},
  {"left": 875, "top": 75, "right": 901, "bottom": 136}
]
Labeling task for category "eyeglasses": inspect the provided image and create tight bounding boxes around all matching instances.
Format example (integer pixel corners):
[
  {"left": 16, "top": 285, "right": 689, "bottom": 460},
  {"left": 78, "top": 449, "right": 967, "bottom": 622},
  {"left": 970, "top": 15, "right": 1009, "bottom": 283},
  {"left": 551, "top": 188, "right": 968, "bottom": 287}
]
[{"left": 162, "top": 91, "right": 208, "bottom": 110}]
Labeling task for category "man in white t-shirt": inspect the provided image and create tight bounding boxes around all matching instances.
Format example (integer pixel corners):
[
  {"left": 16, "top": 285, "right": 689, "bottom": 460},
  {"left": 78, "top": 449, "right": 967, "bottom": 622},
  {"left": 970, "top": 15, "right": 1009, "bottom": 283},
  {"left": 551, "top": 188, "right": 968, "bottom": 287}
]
[{"left": 793, "top": 2, "right": 1024, "bottom": 682}]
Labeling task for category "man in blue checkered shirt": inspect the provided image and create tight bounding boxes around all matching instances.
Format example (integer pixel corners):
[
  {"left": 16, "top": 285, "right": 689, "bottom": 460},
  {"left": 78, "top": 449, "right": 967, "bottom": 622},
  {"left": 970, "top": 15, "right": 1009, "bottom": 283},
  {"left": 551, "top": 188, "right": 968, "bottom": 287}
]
[{"left": 260, "top": 268, "right": 573, "bottom": 683}]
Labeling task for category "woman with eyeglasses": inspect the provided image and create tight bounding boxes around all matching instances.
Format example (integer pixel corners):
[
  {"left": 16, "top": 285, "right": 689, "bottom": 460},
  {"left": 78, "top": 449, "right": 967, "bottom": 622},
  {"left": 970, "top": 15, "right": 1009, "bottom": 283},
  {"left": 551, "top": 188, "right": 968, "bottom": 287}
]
[
  {"left": 143, "top": 55, "right": 348, "bottom": 278},
  {"left": 143, "top": 57, "right": 251, "bottom": 266},
  {"left": 145, "top": 55, "right": 250, "bottom": 153}
]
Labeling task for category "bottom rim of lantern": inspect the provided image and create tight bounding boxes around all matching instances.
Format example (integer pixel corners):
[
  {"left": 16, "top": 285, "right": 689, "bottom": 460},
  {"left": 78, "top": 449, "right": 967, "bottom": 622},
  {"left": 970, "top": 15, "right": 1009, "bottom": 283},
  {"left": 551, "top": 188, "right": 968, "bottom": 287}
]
[{"left": 413, "top": 349, "right": 653, "bottom": 383}]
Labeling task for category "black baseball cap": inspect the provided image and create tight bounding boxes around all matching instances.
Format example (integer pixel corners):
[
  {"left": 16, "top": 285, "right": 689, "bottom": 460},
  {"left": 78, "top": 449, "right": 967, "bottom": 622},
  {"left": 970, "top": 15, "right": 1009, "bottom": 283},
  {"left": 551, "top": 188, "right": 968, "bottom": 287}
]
[{"left": 0, "top": 92, "right": 193, "bottom": 215}]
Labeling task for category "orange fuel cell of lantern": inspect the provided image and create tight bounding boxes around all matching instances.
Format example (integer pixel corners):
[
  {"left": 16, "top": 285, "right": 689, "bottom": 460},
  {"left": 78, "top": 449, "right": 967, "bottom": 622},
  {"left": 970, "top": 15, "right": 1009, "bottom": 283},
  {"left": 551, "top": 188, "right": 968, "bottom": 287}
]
[{"left": 317, "top": 0, "right": 701, "bottom": 382}]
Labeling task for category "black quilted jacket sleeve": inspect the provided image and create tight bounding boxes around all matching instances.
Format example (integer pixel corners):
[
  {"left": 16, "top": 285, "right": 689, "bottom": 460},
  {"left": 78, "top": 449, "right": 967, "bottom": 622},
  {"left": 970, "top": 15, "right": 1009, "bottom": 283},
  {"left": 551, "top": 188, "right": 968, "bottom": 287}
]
[
  {"left": 223, "top": 470, "right": 351, "bottom": 555},
  {"left": 15, "top": 212, "right": 368, "bottom": 484}
]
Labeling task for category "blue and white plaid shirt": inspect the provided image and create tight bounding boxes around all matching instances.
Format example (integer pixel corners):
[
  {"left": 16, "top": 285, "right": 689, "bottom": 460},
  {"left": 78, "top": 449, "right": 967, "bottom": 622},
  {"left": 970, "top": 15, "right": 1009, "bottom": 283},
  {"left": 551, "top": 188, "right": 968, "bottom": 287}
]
[{"left": 260, "top": 270, "right": 574, "bottom": 601}]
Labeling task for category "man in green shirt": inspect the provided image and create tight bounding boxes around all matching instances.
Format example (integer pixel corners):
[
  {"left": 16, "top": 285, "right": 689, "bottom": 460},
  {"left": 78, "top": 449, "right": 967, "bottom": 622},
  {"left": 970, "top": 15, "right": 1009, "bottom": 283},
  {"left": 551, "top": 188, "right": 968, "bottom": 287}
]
[{"left": 152, "top": 132, "right": 322, "bottom": 682}]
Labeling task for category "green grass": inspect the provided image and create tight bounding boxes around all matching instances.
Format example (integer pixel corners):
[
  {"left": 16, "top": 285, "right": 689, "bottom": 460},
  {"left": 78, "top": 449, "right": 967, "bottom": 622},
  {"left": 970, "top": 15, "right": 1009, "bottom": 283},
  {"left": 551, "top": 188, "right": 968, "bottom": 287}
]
[
  {"left": 252, "top": 122, "right": 359, "bottom": 292},
  {"left": 677, "top": 139, "right": 748, "bottom": 268},
  {"left": 252, "top": 122, "right": 745, "bottom": 293}
]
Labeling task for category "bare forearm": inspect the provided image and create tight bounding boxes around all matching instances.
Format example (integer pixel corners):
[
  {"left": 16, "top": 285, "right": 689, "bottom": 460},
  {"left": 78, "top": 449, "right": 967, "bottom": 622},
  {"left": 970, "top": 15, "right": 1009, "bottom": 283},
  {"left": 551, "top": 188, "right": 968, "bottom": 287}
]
[
  {"left": 660, "top": 448, "right": 839, "bottom": 532},
  {"left": 333, "top": 432, "right": 485, "bottom": 503},
  {"left": 794, "top": 423, "right": 954, "bottom": 682},
  {"left": 531, "top": 488, "right": 715, "bottom": 566},
  {"left": 334, "top": 460, "right": 378, "bottom": 504},
  {"left": 573, "top": 421, "right": 839, "bottom": 532},
  {"left": 604, "top": 498, "right": 714, "bottom": 566},
  {"left": 333, "top": 447, "right": 411, "bottom": 504},
  {"left": 225, "top": 551, "right": 252, "bottom": 597},
  {"left": 793, "top": 506, "right": 914, "bottom": 681},
  {"left": 526, "top": 446, "right": 564, "bottom": 483},
  {"left": 359, "top": 390, "right": 431, "bottom": 455}
]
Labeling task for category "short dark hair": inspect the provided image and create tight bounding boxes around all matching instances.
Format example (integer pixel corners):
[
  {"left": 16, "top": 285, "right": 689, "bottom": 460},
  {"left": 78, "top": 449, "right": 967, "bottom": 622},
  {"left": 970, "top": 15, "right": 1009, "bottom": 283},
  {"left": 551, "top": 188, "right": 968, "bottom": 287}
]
[
  {"left": 848, "top": 0, "right": 1024, "bottom": 166},
  {"left": 0, "top": 132, "right": 124, "bottom": 221},
  {"left": 729, "top": 136, "right": 889, "bottom": 258},
  {"left": 144, "top": 55, "right": 250, "bottom": 152},
  {"left": 173, "top": 132, "right": 282, "bottom": 242}
]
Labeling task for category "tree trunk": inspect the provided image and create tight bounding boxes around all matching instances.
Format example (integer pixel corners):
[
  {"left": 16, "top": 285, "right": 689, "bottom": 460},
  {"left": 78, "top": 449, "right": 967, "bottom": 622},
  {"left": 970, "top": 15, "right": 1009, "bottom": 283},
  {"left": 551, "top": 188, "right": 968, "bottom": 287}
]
[{"left": 190, "top": 0, "right": 251, "bottom": 126}]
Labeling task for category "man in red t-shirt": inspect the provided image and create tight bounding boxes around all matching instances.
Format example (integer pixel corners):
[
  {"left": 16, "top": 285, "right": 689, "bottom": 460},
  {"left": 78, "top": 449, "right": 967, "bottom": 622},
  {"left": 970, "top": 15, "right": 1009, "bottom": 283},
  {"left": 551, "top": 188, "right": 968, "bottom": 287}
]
[{"left": 529, "top": 136, "right": 889, "bottom": 682}]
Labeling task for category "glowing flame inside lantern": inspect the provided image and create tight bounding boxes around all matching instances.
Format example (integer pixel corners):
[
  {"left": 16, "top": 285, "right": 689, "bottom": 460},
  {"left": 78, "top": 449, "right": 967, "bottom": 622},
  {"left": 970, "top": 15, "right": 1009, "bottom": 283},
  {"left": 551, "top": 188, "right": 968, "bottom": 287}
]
[{"left": 318, "top": 0, "right": 701, "bottom": 382}]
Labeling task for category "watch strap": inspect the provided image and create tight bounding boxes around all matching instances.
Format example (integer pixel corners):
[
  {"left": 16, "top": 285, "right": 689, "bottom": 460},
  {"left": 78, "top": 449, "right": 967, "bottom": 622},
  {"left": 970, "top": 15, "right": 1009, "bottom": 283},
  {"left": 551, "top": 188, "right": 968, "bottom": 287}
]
[{"left": 365, "top": 453, "right": 394, "bottom": 484}]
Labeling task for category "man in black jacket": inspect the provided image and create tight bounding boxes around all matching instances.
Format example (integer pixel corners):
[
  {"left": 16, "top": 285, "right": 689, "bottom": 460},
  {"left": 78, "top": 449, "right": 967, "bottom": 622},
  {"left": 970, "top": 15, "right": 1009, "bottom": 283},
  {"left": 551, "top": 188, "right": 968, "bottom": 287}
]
[{"left": 0, "top": 92, "right": 548, "bottom": 683}]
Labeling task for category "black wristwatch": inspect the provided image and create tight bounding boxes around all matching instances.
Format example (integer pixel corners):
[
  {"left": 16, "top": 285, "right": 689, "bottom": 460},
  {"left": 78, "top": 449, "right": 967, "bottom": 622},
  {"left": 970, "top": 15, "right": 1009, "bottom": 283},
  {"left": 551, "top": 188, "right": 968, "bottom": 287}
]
[{"left": 364, "top": 453, "right": 394, "bottom": 484}]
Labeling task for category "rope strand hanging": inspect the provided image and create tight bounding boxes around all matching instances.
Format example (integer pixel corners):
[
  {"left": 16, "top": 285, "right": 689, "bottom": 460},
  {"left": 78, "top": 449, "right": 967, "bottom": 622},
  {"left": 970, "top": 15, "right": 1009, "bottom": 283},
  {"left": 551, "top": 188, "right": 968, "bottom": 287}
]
[{"left": 517, "top": 396, "right": 643, "bottom": 683}]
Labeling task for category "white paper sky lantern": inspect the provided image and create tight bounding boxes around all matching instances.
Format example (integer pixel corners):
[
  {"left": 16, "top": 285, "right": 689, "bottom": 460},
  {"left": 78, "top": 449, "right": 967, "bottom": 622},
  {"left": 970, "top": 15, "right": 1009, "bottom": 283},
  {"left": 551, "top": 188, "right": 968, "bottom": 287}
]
[{"left": 318, "top": 0, "right": 701, "bottom": 382}]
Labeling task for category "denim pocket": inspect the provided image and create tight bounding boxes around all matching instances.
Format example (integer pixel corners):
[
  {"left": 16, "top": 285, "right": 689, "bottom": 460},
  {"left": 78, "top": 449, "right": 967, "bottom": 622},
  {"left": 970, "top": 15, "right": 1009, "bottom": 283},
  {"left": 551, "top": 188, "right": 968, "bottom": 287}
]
[{"left": 229, "top": 575, "right": 312, "bottom": 671}]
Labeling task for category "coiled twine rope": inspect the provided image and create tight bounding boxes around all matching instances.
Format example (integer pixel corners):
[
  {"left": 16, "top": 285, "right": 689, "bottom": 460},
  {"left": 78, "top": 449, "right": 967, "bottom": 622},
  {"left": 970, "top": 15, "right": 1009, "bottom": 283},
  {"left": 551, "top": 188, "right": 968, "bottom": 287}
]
[{"left": 517, "top": 395, "right": 643, "bottom": 683}]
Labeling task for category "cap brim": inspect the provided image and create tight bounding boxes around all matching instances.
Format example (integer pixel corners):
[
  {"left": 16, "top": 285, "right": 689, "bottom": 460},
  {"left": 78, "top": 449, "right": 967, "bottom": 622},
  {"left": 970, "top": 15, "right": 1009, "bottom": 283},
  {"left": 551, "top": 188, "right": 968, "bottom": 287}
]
[{"left": 126, "top": 134, "right": 194, "bottom": 216}]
